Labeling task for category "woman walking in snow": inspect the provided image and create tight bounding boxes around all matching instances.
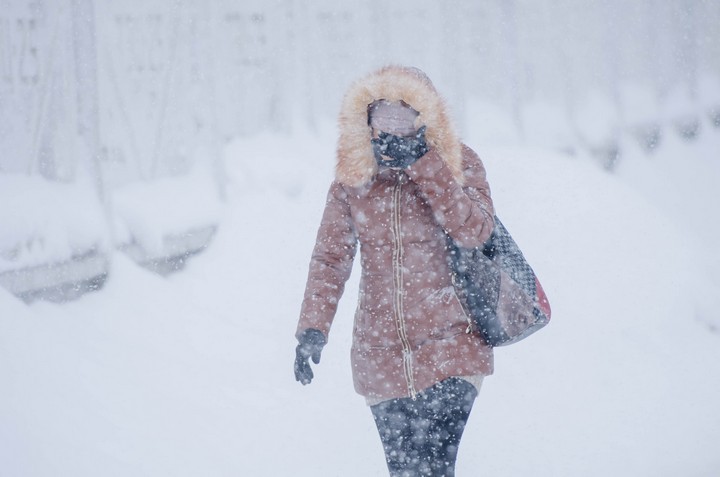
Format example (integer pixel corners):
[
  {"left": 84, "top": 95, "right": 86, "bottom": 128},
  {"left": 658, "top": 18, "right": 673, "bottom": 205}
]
[{"left": 294, "top": 65, "right": 495, "bottom": 476}]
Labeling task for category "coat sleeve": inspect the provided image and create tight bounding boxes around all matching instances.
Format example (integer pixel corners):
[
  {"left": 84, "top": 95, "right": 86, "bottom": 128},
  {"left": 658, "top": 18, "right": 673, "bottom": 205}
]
[
  {"left": 296, "top": 181, "right": 358, "bottom": 340},
  {"left": 406, "top": 144, "right": 495, "bottom": 248}
]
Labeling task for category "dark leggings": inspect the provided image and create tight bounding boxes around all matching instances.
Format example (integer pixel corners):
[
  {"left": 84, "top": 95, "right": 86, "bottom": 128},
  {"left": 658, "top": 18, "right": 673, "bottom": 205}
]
[{"left": 370, "top": 378, "right": 478, "bottom": 477}]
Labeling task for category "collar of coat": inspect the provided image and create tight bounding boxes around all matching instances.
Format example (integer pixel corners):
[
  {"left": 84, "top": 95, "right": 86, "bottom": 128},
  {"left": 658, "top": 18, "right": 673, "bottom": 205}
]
[{"left": 336, "top": 65, "right": 465, "bottom": 188}]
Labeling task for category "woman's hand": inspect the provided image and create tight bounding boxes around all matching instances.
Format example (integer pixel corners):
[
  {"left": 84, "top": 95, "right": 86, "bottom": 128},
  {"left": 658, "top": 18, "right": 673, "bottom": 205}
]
[
  {"left": 294, "top": 328, "right": 327, "bottom": 385},
  {"left": 372, "top": 126, "right": 429, "bottom": 169}
]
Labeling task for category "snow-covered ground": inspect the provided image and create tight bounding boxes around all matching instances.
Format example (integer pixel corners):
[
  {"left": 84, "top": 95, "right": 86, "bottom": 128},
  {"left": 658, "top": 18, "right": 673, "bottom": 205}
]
[{"left": 1, "top": 121, "right": 719, "bottom": 476}]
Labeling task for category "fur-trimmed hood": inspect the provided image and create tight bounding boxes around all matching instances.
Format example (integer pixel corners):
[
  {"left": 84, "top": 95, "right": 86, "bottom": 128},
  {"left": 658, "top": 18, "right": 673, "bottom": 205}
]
[{"left": 336, "top": 66, "right": 464, "bottom": 188}]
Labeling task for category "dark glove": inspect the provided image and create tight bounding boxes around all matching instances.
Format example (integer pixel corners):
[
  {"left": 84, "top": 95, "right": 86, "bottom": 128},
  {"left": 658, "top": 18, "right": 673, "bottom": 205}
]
[
  {"left": 371, "top": 125, "right": 429, "bottom": 169},
  {"left": 294, "top": 328, "right": 327, "bottom": 385}
]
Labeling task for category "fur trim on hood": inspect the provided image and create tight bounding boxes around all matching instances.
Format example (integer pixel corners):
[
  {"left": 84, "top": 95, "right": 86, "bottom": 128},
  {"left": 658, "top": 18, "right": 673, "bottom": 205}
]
[{"left": 336, "top": 66, "right": 464, "bottom": 188}]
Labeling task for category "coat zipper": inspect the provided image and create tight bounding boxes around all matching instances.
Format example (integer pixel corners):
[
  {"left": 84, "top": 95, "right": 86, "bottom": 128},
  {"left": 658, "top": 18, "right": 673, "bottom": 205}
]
[{"left": 391, "top": 179, "right": 417, "bottom": 399}]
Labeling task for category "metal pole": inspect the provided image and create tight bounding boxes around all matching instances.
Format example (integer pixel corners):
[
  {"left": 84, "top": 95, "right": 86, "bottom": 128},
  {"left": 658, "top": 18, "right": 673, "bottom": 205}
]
[{"left": 71, "top": 0, "right": 104, "bottom": 203}]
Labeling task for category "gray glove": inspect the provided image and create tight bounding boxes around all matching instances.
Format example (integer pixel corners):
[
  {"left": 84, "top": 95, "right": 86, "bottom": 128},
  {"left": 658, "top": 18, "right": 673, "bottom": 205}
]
[
  {"left": 372, "top": 126, "right": 429, "bottom": 169},
  {"left": 294, "top": 328, "right": 326, "bottom": 385}
]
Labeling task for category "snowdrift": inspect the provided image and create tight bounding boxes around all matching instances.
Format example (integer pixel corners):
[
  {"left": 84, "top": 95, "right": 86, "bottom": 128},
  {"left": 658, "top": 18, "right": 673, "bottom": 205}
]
[{"left": 1, "top": 126, "right": 719, "bottom": 476}]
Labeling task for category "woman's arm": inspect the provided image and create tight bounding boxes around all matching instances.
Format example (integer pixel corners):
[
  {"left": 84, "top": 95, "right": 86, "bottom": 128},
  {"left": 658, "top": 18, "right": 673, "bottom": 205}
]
[
  {"left": 406, "top": 144, "right": 495, "bottom": 248},
  {"left": 296, "top": 182, "right": 358, "bottom": 340}
]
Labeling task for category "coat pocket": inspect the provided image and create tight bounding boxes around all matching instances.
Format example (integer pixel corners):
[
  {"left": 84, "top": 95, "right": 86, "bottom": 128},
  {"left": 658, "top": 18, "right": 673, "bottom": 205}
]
[{"left": 412, "top": 286, "right": 473, "bottom": 341}]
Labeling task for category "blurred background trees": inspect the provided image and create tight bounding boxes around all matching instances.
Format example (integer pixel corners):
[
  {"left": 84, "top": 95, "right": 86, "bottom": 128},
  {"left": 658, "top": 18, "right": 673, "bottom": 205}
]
[{"left": 1, "top": 0, "right": 718, "bottom": 300}]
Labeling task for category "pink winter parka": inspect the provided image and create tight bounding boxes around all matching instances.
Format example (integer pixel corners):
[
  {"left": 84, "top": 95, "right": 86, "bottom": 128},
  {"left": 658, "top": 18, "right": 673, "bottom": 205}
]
[{"left": 297, "top": 66, "right": 496, "bottom": 402}]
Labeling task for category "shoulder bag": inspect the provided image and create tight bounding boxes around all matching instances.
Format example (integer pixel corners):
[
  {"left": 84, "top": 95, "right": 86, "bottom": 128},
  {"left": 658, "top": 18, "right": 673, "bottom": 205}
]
[{"left": 448, "top": 216, "right": 551, "bottom": 346}]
